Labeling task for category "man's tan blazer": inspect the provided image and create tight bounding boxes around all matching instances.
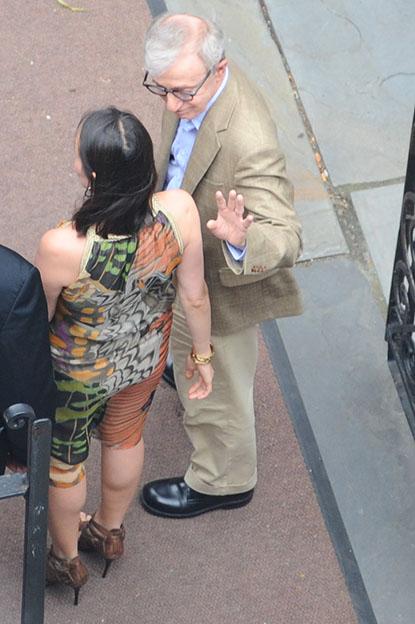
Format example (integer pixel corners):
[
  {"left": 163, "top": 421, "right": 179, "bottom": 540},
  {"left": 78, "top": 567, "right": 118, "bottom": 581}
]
[{"left": 156, "top": 63, "right": 303, "bottom": 336}]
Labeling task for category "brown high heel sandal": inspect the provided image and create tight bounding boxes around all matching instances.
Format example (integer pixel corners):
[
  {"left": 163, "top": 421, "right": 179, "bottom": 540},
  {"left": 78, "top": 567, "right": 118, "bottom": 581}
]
[
  {"left": 46, "top": 548, "right": 88, "bottom": 606},
  {"left": 78, "top": 514, "right": 125, "bottom": 578}
]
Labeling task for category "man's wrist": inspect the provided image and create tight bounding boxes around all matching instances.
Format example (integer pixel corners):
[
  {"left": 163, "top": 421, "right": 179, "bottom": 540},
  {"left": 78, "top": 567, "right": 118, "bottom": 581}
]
[
  {"left": 226, "top": 240, "right": 247, "bottom": 261},
  {"left": 227, "top": 238, "right": 246, "bottom": 250}
]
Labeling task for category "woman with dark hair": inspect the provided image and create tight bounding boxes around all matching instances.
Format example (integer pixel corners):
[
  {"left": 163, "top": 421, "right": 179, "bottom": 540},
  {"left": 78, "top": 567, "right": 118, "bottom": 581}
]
[{"left": 35, "top": 107, "right": 213, "bottom": 604}]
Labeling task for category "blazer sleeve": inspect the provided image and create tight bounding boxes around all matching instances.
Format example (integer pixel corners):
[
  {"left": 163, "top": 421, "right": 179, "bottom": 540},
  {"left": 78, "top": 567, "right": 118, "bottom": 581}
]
[
  {"left": 0, "top": 256, "right": 56, "bottom": 465},
  {"left": 222, "top": 138, "right": 302, "bottom": 277}
]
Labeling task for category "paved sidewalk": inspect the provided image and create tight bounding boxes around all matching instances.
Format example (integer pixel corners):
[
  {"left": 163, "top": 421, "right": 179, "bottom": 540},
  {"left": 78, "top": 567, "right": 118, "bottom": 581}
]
[{"left": 1, "top": 1, "right": 414, "bottom": 623}]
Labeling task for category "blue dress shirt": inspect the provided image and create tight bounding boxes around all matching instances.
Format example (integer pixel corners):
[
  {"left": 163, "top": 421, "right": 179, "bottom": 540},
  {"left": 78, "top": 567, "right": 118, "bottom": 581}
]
[{"left": 164, "top": 67, "right": 246, "bottom": 261}]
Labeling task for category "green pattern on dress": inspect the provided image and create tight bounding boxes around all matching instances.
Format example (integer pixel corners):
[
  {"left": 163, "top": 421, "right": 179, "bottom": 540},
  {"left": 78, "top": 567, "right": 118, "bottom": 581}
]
[
  {"left": 52, "top": 372, "right": 107, "bottom": 464},
  {"left": 87, "top": 237, "right": 138, "bottom": 290}
]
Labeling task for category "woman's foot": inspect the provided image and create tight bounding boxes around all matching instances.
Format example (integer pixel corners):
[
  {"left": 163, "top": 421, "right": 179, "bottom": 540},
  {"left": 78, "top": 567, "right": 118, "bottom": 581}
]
[
  {"left": 78, "top": 513, "right": 125, "bottom": 578},
  {"left": 79, "top": 511, "right": 92, "bottom": 529},
  {"left": 46, "top": 548, "right": 88, "bottom": 606}
]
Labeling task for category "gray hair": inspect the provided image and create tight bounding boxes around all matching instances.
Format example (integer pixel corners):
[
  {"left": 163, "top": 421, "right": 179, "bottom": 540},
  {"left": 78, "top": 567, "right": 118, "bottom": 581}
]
[{"left": 144, "top": 13, "right": 226, "bottom": 77}]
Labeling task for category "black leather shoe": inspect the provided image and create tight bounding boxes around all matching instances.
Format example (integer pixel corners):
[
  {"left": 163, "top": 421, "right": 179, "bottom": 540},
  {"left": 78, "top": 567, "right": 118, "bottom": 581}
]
[
  {"left": 162, "top": 363, "right": 176, "bottom": 390},
  {"left": 140, "top": 477, "right": 254, "bottom": 518}
]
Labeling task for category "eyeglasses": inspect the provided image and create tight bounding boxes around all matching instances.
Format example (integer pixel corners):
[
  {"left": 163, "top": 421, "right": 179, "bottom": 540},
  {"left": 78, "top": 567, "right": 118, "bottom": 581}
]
[{"left": 142, "top": 68, "right": 212, "bottom": 102}]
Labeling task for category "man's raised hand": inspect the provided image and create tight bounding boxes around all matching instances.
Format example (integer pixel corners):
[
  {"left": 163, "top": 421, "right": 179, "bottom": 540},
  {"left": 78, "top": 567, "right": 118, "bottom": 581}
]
[{"left": 206, "top": 190, "right": 254, "bottom": 247}]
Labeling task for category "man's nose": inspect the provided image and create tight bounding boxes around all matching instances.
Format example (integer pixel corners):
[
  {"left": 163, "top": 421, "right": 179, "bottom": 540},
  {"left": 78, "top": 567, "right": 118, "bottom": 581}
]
[{"left": 165, "top": 92, "right": 182, "bottom": 113}]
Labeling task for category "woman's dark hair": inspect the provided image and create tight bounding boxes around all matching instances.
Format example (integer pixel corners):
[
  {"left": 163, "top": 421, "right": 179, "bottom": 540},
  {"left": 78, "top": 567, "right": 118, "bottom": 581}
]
[{"left": 73, "top": 107, "right": 157, "bottom": 238}]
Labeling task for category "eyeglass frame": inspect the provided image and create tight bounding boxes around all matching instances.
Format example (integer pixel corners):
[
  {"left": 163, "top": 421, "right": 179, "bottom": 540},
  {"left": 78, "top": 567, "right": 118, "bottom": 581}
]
[{"left": 142, "top": 67, "right": 213, "bottom": 102}]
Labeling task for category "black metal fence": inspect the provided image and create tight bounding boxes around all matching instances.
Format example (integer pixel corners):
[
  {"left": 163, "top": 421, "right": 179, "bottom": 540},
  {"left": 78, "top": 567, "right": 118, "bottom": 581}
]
[
  {"left": 0, "top": 404, "right": 51, "bottom": 624},
  {"left": 386, "top": 109, "right": 415, "bottom": 437}
]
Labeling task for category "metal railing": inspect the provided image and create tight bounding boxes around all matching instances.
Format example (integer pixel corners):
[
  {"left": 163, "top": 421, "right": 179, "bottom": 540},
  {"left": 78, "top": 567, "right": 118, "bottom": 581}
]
[
  {"left": 386, "top": 109, "right": 415, "bottom": 437},
  {"left": 0, "top": 404, "right": 51, "bottom": 624}
]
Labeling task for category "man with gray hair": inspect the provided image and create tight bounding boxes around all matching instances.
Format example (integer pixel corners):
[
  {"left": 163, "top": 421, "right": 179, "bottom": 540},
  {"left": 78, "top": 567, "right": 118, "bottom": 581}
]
[{"left": 140, "top": 12, "right": 302, "bottom": 517}]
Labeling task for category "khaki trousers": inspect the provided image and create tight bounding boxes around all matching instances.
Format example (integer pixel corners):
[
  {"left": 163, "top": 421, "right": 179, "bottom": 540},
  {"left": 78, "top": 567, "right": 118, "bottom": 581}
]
[{"left": 171, "top": 304, "right": 258, "bottom": 495}]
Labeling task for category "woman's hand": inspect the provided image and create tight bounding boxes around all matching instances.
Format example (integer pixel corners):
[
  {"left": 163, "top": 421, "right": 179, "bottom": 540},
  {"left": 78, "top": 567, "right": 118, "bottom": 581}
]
[{"left": 185, "top": 354, "right": 214, "bottom": 399}]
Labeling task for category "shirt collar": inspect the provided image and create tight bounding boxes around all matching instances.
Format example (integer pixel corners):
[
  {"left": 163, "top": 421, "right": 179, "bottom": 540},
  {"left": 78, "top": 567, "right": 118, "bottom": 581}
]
[{"left": 186, "top": 66, "right": 229, "bottom": 131}]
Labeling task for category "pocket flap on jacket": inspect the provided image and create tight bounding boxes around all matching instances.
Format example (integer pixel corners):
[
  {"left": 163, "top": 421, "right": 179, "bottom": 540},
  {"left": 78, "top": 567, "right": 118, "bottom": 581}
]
[{"left": 218, "top": 266, "right": 279, "bottom": 288}]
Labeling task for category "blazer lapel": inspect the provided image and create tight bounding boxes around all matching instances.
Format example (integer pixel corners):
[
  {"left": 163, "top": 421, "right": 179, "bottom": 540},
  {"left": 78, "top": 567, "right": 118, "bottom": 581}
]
[
  {"left": 182, "top": 73, "right": 238, "bottom": 195},
  {"left": 181, "top": 127, "right": 221, "bottom": 195},
  {"left": 156, "top": 113, "right": 178, "bottom": 192}
]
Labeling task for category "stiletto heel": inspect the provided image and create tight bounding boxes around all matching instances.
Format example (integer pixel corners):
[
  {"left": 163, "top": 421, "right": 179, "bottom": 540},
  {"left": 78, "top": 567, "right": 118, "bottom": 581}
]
[
  {"left": 46, "top": 548, "right": 88, "bottom": 605},
  {"left": 79, "top": 514, "right": 125, "bottom": 578},
  {"left": 73, "top": 587, "right": 80, "bottom": 606},
  {"left": 102, "top": 558, "right": 112, "bottom": 578}
]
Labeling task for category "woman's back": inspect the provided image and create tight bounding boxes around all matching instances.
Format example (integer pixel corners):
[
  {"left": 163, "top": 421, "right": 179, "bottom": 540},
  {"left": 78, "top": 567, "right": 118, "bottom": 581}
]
[{"left": 50, "top": 196, "right": 183, "bottom": 398}]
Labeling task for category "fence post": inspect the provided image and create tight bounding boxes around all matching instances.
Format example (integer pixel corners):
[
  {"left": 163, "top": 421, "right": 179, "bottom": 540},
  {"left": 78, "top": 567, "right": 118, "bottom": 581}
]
[
  {"left": 386, "top": 109, "right": 415, "bottom": 435},
  {"left": 3, "top": 404, "right": 51, "bottom": 624}
]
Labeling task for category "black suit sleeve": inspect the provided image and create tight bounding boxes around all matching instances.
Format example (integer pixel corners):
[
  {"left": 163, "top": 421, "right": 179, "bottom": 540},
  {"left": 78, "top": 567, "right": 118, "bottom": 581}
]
[{"left": 0, "top": 247, "right": 56, "bottom": 467}]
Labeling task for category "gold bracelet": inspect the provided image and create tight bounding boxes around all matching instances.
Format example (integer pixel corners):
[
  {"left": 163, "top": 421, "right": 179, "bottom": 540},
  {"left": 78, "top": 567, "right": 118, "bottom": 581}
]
[{"left": 190, "top": 344, "right": 214, "bottom": 365}]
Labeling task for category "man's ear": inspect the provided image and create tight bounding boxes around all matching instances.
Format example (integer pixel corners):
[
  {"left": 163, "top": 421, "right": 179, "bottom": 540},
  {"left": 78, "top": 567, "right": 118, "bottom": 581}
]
[{"left": 217, "top": 58, "right": 228, "bottom": 74}]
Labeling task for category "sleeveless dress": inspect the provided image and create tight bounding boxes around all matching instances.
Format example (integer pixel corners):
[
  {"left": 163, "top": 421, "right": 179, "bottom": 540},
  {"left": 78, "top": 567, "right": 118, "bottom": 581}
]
[{"left": 49, "top": 197, "right": 183, "bottom": 466}]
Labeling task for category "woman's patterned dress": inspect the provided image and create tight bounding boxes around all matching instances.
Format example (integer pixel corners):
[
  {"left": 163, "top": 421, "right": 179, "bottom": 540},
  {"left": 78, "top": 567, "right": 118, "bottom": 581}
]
[{"left": 49, "top": 198, "right": 182, "bottom": 465}]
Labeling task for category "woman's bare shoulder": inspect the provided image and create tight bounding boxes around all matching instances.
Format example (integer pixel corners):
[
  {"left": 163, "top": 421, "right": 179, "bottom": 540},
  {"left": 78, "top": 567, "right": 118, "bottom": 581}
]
[
  {"left": 40, "top": 222, "right": 76, "bottom": 245},
  {"left": 37, "top": 222, "right": 85, "bottom": 266},
  {"left": 155, "top": 190, "right": 200, "bottom": 247},
  {"left": 155, "top": 189, "right": 197, "bottom": 215}
]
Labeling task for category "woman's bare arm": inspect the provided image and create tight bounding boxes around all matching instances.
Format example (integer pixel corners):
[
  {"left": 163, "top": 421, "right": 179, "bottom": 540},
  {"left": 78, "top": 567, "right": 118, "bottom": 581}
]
[
  {"left": 34, "top": 225, "right": 85, "bottom": 321},
  {"left": 158, "top": 189, "right": 213, "bottom": 399}
]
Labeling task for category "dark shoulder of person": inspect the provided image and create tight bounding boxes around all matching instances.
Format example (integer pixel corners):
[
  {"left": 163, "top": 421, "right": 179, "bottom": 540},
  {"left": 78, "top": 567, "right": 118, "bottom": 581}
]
[
  {"left": 0, "top": 245, "right": 33, "bottom": 329},
  {"left": 0, "top": 245, "right": 56, "bottom": 466}
]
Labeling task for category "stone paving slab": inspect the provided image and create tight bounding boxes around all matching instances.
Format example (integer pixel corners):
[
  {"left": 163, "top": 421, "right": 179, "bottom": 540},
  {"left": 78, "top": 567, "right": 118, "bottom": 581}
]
[
  {"left": 352, "top": 184, "right": 404, "bottom": 300},
  {"left": 277, "top": 257, "right": 415, "bottom": 624},
  {"left": 265, "top": 0, "right": 415, "bottom": 187},
  {"left": 164, "top": 0, "right": 347, "bottom": 262},
  {"left": 296, "top": 198, "right": 348, "bottom": 261}
]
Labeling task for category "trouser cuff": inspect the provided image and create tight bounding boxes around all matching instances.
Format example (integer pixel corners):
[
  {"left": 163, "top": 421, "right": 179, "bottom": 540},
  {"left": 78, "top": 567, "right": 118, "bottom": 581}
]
[{"left": 184, "top": 467, "right": 257, "bottom": 496}]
